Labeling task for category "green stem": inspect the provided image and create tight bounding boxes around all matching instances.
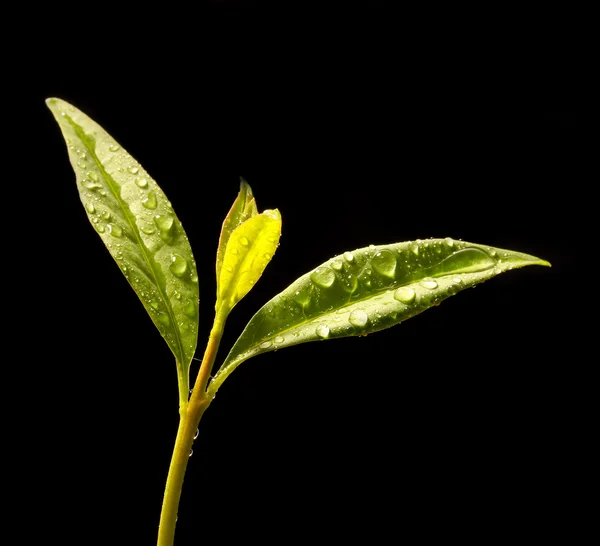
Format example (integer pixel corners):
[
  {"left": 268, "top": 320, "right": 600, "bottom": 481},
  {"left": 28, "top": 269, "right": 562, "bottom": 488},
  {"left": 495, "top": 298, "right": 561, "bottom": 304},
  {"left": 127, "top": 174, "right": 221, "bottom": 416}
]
[{"left": 157, "top": 310, "right": 227, "bottom": 546}]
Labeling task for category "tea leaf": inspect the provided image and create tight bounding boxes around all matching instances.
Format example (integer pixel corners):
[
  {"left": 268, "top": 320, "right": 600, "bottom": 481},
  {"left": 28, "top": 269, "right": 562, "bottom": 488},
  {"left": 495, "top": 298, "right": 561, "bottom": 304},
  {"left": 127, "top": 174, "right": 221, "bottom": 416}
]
[
  {"left": 47, "top": 98, "right": 199, "bottom": 384},
  {"left": 209, "top": 239, "right": 549, "bottom": 394},
  {"left": 216, "top": 179, "right": 258, "bottom": 295},
  {"left": 217, "top": 208, "right": 282, "bottom": 314}
]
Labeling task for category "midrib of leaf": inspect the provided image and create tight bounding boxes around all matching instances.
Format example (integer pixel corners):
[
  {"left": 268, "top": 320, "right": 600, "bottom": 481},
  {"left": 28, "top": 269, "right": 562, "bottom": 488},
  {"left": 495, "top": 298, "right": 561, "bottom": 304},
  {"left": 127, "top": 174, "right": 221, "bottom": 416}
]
[{"left": 67, "top": 115, "right": 186, "bottom": 366}]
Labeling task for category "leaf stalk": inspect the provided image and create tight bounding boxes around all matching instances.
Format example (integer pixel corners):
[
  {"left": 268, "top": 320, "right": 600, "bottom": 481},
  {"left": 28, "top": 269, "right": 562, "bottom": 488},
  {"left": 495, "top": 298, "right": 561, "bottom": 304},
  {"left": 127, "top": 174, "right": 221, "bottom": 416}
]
[{"left": 157, "top": 308, "right": 227, "bottom": 546}]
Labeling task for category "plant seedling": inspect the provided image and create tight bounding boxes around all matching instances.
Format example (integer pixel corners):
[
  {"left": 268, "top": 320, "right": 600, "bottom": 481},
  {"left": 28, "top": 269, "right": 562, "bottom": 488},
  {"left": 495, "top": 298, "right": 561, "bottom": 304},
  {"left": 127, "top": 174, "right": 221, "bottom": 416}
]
[{"left": 47, "top": 98, "right": 550, "bottom": 546}]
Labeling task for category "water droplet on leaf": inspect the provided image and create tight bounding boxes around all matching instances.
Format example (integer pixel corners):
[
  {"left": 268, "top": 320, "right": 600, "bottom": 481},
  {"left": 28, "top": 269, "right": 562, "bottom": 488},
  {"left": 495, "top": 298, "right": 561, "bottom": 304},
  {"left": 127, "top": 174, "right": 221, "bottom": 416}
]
[
  {"left": 260, "top": 341, "right": 272, "bottom": 349},
  {"left": 107, "top": 223, "right": 122, "bottom": 237},
  {"left": 438, "top": 248, "right": 496, "bottom": 274},
  {"left": 154, "top": 215, "right": 174, "bottom": 231},
  {"left": 331, "top": 259, "right": 343, "bottom": 271},
  {"left": 85, "top": 203, "right": 95, "bottom": 214},
  {"left": 109, "top": 144, "right": 120, "bottom": 152},
  {"left": 316, "top": 324, "right": 330, "bottom": 338},
  {"left": 128, "top": 166, "right": 139, "bottom": 174},
  {"left": 372, "top": 249, "right": 397, "bottom": 278},
  {"left": 157, "top": 313, "right": 170, "bottom": 326},
  {"left": 239, "top": 236, "right": 249, "bottom": 246},
  {"left": 183, "top": 301, "right": 196, "bottom": 318},
  {"left": 274, "top": 336, "right": 284, "bottom": 343},
  {"left": 169, "top": 254, "right": 188, "bottom": 277},
  {"left": 344, "top": 252, "right": 354, "bottom": 262},
  {"left": 136, "top": 178, "right": 148, "bottom": 188},
  {"left": 310, "top": 267, "right": 335, "bottom": 288},
  {"left": 420, "top": 278, "right": 438, "bottom": 289},
  {"left": 349, "top": 310, "right": 368, "bottom": 328},
  {"left": 140, "top": 224, "right": 156, "bottom": 235},
  {"left": 142, "top": 191, "right": 157, "bottom": 210},
  {"left": 394, "top": 286, "right": 416, "bottom": 304}
]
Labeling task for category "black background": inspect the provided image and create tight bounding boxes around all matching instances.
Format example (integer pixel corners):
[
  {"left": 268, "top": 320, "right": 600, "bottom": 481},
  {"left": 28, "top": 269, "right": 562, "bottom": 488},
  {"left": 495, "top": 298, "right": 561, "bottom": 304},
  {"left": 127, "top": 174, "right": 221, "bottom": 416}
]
[{"left": 15, "top": 24, "right": 585, "bottom": 545}]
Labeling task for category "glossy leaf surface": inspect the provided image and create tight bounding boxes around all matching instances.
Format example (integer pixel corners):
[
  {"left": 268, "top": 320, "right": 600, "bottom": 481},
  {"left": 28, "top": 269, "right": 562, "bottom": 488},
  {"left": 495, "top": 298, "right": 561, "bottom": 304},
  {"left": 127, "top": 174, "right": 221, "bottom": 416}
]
[
  {"left": 47, "top": 98, "right": 199, "bottom": 379},
  {"left": 217, "top": 208, "right": 282, "bottom": 314},
  {"left": 209, "top": 238, "right": 549, "bottom": 394}
]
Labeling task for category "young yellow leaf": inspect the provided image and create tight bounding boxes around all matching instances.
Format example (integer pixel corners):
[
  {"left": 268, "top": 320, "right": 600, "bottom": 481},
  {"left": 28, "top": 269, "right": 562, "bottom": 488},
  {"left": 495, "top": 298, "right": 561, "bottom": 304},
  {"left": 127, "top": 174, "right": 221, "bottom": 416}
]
[
  {"left": 216, "top": 179, "right": 258, "bottom": 293},
  {"left": 218, "top": 209, "right": 282, "bottom": 313}
]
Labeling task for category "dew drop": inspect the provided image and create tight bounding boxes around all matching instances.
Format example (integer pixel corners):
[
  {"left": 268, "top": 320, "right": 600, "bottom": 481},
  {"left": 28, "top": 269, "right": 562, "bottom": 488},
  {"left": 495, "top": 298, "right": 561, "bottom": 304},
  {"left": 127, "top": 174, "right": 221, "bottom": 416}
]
[
  {"left": 293, "top": 287, "right": 312, "bottom": 307},
  {"left": 136, "top": 178, "right": 148, "bottom": 188},
  {"left": 169, "top": 254, "right": 188, "bottom": 277},
  {"left": 230, "top": 248, "right": 239, "bottom": 255},
  {"left": 150, "top": 300, "right": 159, "bottom": 310},
  {"left": 453, "top": 276, "right": 462, "bottom": 283},
  {"left": 445, "top": 237, "right": 454, "bottom": 247},
  {"left": 274, "top": 336, "right": 285, "bottom": 344},
  {"left": 394, "top": 286, "right": 416, "bottom": 304},
  {"left": 410, "top": 242, "right": 419, "bottom": 256},
  {"left": 109, "top": 144, "right": 120, "bottom": 152},
  {"left": 349, "top": 310, "right": 368, "bottom": 328},
  {"left": 331, "top": 259, "right": 343, "bottom": 271},
  {"left": 438, "top": 248, "right": 496, "bottom": 274},
  {"left": 183, "top": 301, "right": 196, "bottom": 318},
  {"left": 372, "top": 249, "right": 397, "bottom": 279},
  {"left": 128, "top": 166, "right": 139, "bottom": 174},
  {"left": 157, "top": 313, "right": 170, "bottom": 326},
  {"left": 420, "top": 278, "right": 438, "bottom": 289},
  {"left": 101, "top": 210, "right": 111, "bottom": 221},
  {"left": 189, "top": 448, "right": 193, "bottom": 458},
  {"left": 316, "top": 324, "right": 330, "bottom": 339},
  {"left": 85, "top": 203, "right": 95, "bottom": 214},
  {"left": 224, "top": 265, "right": 233, "bottom": 272},
  {"left": 344, "top": 251, "right": 354, "bottom": 262},
  {"left": 154, "top": 214, "right": 174, "bottom": 231},
  {"left": 260, "top": 341, "right": 273, "bottom": 349},
  {"left": 142, "top": 191, "right": 158, "bottom": 210},
  {"left": 95, "top": 225, "right": 105, "bottom": 233},
  {"left": 310, "top": 267, "right": 335, "bottom": 288},
  {"left": 78, "top": 151, "right": 87, "bottom": 160},
  {"left": 87, "top": 172, "right": 99, "bottom": 182},
  {"left": 107, "top": 223, "right": 122, "bottom": 237},
  {"left": 194, "top": 428, "right": 199, "bottom": 440},
  {"left": 140, "top": 224, "right": 156, "bottom": 235},
  {"left": 239, "top": 236, "right": 249, "bottom": 246},
  {"left": 77, "top": 162, "right": 86, "bottom": 169}
]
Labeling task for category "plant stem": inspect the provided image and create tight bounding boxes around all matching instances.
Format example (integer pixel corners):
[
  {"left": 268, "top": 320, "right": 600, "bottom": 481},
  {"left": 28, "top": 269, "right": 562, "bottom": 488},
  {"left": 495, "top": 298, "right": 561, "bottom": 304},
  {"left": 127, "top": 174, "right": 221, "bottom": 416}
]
[{"left": 157, "top": 310, "right": 227, "bottom": 546}]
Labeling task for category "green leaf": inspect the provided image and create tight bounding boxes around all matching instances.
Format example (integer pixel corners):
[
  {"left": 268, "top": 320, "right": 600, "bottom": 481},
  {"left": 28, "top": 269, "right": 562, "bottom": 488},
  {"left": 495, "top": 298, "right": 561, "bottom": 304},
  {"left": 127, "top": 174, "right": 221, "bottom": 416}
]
[
  {"left": 216, "top": 179, "right": 258, "bottom": 295},
  {"left": 217, "top": 208, "right": 282, "bottom": 314},
  {"left": 46, "top": 98, "right": 199, "bottom": 384},
  {"left": 208, "top": 238, "right": 549, "bottom": 394}
]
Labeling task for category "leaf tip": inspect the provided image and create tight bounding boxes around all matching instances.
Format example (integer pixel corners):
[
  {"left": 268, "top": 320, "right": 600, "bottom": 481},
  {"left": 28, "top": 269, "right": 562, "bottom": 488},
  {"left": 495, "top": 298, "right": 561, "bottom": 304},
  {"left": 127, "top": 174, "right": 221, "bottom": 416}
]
[
  {"left": 239, "top": 177, "right": 253, "bottom": 194},
  {"left": 262, "top": 208, "right": 282, "bottom": 221}
]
